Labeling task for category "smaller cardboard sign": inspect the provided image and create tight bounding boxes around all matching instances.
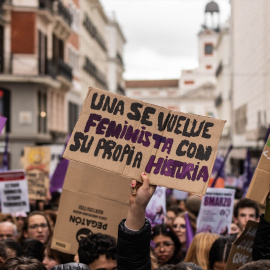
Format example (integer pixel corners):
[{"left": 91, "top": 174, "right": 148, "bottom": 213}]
[
  {"left": 146, "top": 186, "right": 166, "bottom": 226},
  {"left": 23, "top": 146, "right": 50, "bottom": 200},
  {"left": 52, "top": 161, "right": 130, "bottom": 255},
  {"left": 225, "top": 220, "right": 258, "bottom": 270},
  {"left": 0, "top": 170, "right": 30, "bottom": 213},
  {"left": 196, "top": 188, "right": 235, "bottom": 235},
  {"left": 246, "top": 136, "right": 270, "bottom": 204},
  {"left": 64, "top": 87, "right": 225, "bottom": 196}
]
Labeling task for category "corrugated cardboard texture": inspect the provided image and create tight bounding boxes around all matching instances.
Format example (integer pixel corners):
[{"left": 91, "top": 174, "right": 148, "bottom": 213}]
[
  {"left": 225, "top": 220, "right": 258, "bottom": 270},
  {"left": 52, "top": 161, "right": 130, "bottom": 254},
  {"left": 64, "top": 87, "right": 225, "bottom": 196},
  {"left": 246, "top": 136, "right": 270, "bottom": 204}
]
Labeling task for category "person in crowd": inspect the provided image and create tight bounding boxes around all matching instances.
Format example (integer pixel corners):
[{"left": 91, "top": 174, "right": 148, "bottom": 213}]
[
  {"left": 44, "top": 210, "right": 57, "bottom": 232},
  {"left": 50, "top": 262, "right": 90, "bottom": 270},
  {"left": 157, "top": 262, "right": 203, "bottom": 270},
  {"left": 78, "top": 233, "right": 117, "bottom": 270},
  {"left": 42, "top": 240, "right": 74, "bottom": 270},
  {"left": 238, "top": 259, "right": 270, "bottom": 270},
  {"left": 18, "top": 211, "right": 52, "bottom": 245},
  {"left": 252, "top": 194, "right": 270, "bottom": 261},
  {"left": 185, "top": 195, "right": 201, "bottom": 218},
  {"left": 0, "top": 221, "right": 17, "bottom": 240},
  {"left": 0, "top": 242, "right": 7, "bottom": 266},
  {"left": 166, "top": 206, "right": 179, "bottom": 226},
  {"left": 208, "top": 236, "right": 234, "bottom": 270},
  {"left": 1, "top": 239, "right": 22, "bottom": 258},
  {"left": 233, "top": 198, "right": 259, "bottom": 237},
  {"left": 184, "top": 232, "right": 219, "bottom": 269},
  {"left": 117, "top": 173, "right": 156, "bottom": 270},
  {"left": 229, "top": 221, "right": 240, "bottom": 235},
  {"left": 151, "top": 224, "right": 182, "bottom": 266},
  {"left": 21, "top": 239, "right": 44, "bottom": 262},
  {"left": 172, "top": 211, "right": 196, "bottom": 255},
  {"left": 1, "top": 256, "right": 46, "bottom": 270},
  {"left": 12, "top": 212, "right": 27, "bottom": 233}
]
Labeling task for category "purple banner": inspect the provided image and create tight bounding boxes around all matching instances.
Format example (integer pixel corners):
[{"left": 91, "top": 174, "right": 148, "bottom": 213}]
[{"left": 0, "top": 116, "right": 7, "bottom": 135}]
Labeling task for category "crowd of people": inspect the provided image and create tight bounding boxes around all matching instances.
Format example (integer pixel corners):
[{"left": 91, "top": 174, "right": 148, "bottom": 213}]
[{"left": 0, "top": 173, "right": 269, "bottom": 270}]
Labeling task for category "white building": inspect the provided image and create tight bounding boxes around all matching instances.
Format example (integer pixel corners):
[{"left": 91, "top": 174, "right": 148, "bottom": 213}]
[
  {"left": 107, "top": 14, "right": 126, "bottom": 95},
  {"left": 126, "top": 1, "right": 219, "bottom": 119}
]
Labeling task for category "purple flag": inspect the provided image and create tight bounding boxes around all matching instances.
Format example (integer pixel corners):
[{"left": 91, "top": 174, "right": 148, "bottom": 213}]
[
  {"left": 50, "top": 158, "right": 69, "bottom": 193},
  {"left": 185, "top": 212, "right": 194, "bottom": 251},
  {"left": 50, "top": 135, "right": 70, "bottom": 193},
  {"left": 211, "top": 144, "right": 233, "bottom": 188},
  {"left": 242, "top": 149, "right": 253, "bottom": 197},
  {"left": 1, "top": 134, "right": 9, "bottom": 171},
  {"left": 0, "top": 116, "right": 7, "bottom": 135}
]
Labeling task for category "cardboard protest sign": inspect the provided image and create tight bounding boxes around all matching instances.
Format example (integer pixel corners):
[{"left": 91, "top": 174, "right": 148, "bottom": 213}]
[
  {"left": 0, "top": 170, "right": 30, "bottom": 213},
  {"left": 51, "top": 161, "right": 130, "bottom": 254},
  {"left": 23, "top": 146, "right": 50, "bottom": 200},
  {"left": 246, "top": 136, "right": 270, "bottom": 204},
  {"left": 196, "top": 188, "right": 235, "bottom": 235},
  {"left": 146, "top": 186, "right": 166, "bottom": 226},
  {"left": 64, "top": 87, "right": 225, "bottom": 196},
  {"left": 225, "top": 220, "right": 258, "bottom": 270}
]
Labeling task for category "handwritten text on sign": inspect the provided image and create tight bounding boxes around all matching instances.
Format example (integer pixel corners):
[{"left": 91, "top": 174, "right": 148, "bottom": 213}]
[
  {"left": 0, "top": 170, "right": 30, "bottom": 213},
  {"left": 64, "top": 88, "right": 225, "bottom": 195}
]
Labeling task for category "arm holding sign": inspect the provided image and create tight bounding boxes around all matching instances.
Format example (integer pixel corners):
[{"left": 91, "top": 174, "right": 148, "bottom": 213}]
[
  {"left": 117, "top": 173, "right": 156, "bottom": 270},
  {"left": 252, "top": 193, "right": 270, "bottom": 261}
]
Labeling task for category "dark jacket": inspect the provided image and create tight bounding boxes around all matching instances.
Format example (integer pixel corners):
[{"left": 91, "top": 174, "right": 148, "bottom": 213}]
[
  {"left": 252, "top": 214, "right": 270, "bottom": 260},
  {"left": 117, "top": 218, "right": 151, "bottom": 270}
]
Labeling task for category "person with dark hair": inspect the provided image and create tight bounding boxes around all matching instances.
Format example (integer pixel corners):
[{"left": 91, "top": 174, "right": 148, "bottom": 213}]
[
  {"left": 21, "top": 239, "right": 44, "bottom": 262},
  {"left": 0, "top": 242, "right": 8, "bottom": 266},
  {"left": 208, "top": 236, "right": 234, "bottom": 270},
  {"left": 44, "top": 210, "right": 57, "bottom": 232},
  {"left": 233, "top": 198, "right": 259, "bottom": 237},
  {"left": 42, "top": 240, "right": 74, "bottom": 270},
  {"left": 50, "top": 262, "right": 90, "bottom": 270},
  {"left": 157, "top": 262, "right": 203, "bottom": 270},
  {"left": 237, "top": 259, "right": 270, "bottom": 270},
  {"left": 1, "top": 256, "right": 46, "bottom": 270},
  {"left": 1, "top": 239, "right": 22, "bottom": 258},
  {"left": 18, "top": 211, "right": 52, "bottom": 245},
  {"left": 78, "top": 233, "right": 117, "bottom": 270},
  {"left": 151, "top": 223, "right": 182, "bottom": 266}
]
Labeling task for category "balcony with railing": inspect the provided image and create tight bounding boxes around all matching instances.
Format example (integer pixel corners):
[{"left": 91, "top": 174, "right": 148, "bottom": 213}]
[
  {"left": 56, "top": 0, "right": 72, "bottom": 27},
  {"left": 58, "top": 59, "right": 72, "bottom": 82}
]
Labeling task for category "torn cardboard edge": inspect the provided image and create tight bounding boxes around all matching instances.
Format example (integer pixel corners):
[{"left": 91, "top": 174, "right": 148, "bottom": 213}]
[{"left": 246, "top": 135, "right": 270, "bottom": 204}]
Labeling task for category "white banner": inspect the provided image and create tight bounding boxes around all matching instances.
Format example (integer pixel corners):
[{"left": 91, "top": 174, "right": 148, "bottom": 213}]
[
  {"left": 146, "top": 186, "right": 166, "bottom": 226},
  {"left": 0, "top": 170, "right": 30, "bottom": 213},
  {"left": 196, "top": 188, "right": 235, "bottom": 236}
]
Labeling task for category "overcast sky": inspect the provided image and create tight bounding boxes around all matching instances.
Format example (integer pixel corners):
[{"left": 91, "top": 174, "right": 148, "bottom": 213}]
[{"left": 100, "top": 0, "right": 231, "bottom": 80}]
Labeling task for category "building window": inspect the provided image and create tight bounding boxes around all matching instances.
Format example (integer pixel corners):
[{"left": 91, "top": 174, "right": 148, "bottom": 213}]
[
  {"left": 68, "top": 101, "right": 79, "bottom": 133},
  {"left": 205, "top": 43, "right": 213, "bottom": 55},
  {"left": 0, "top": 88, "right": 10, "bottom": 132},
  {"left": 38, "top": 91, "right": 47, "bottom": 134},
  {"left": 69, "top": 3, "right": 80, "bottom": 32},
  {"left": 68, "top": 47, "right": 79, "bottom": 73},
  {"left": 38, "top": 30, "right": 47, "bottom": 75},
  {"left": 206, "top": 65, "right": 212, "bottom": 69}
]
